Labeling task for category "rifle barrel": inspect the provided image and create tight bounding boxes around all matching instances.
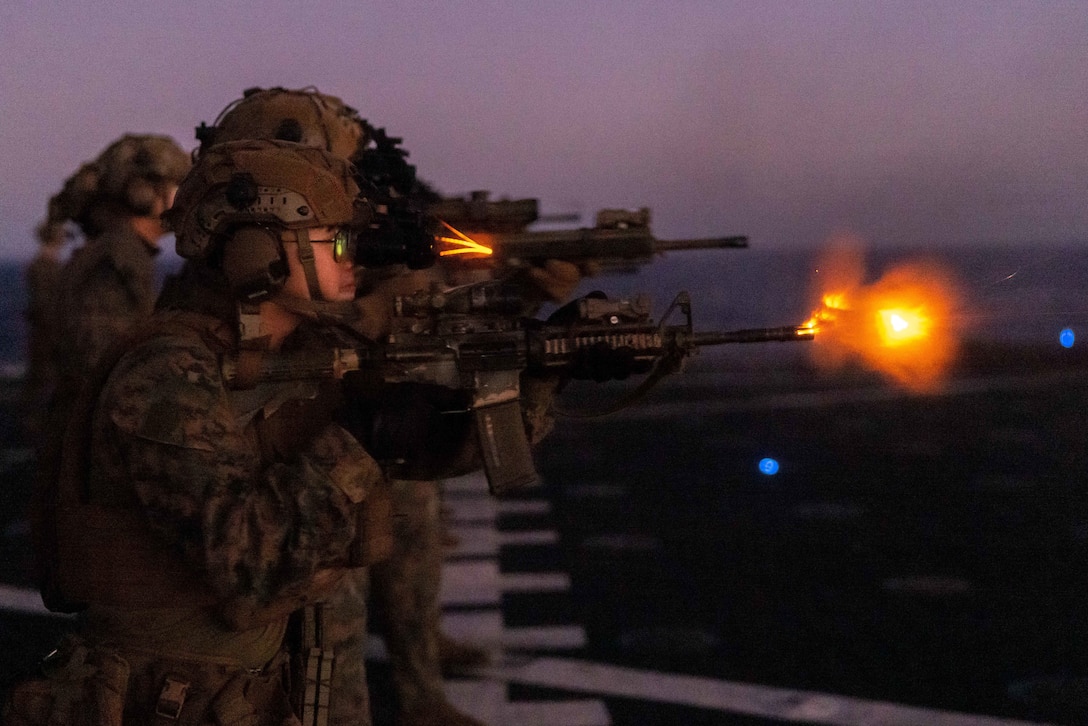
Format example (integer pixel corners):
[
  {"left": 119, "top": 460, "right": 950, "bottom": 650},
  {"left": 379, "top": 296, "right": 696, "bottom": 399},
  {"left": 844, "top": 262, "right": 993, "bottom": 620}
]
[
  {"left": 655, "top": 235, "right": 748, "bottom": 251},
  {"left": 693, "top": 326, "right": 814, "bottom": 346}
]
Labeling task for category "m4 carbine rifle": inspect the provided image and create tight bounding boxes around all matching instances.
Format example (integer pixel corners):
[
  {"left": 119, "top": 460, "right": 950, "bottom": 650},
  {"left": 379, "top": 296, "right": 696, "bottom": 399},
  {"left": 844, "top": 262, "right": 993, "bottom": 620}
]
[
  {"left": 223, "top": 281, "right": 812, "bottom": 494},
  {"left": 430, "top": 192, "right": 748, "bottom": 273}
]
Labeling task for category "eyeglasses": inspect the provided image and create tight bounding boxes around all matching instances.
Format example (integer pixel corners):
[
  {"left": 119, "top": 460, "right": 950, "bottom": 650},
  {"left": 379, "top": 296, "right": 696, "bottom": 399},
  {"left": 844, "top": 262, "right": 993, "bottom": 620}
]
[
  {"left": 331, "top": 228, "right": 356, "bottom": 264},
  {"left": 309, "top": 228, "right": 357, "bottom": 264}
]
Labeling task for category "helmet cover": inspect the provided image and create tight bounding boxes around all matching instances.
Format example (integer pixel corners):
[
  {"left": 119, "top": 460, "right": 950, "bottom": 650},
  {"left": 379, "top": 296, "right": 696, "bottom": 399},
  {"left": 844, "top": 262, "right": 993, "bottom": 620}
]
[
  {"left": 168, "top": 139, "right": 362, "bottom": 260},
  {"left": 94, "top": 134, "right": 191, "bottom": 214},
  {"left": 201, "top": 87, "right": 366, "bottom": 161}
]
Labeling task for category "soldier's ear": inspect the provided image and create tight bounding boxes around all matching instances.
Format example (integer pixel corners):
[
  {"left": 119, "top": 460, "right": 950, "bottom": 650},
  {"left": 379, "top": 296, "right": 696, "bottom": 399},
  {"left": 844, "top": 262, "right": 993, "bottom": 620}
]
[{"left": 221, "top": 226, "right": 288, "bottom": 302}]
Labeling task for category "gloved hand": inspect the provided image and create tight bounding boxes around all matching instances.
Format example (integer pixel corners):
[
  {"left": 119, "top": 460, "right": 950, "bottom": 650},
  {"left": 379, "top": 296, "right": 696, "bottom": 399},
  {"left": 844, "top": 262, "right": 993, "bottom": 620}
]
[{"left": 525, "top": 259, "right": 585, "bottom": 304}]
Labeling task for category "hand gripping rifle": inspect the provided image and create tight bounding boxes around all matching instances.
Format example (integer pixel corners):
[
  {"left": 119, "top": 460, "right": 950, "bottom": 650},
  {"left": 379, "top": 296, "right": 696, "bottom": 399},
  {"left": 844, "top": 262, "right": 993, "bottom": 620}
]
[{"left": 223, "top": 281, "right": 812, "bottom": 494}]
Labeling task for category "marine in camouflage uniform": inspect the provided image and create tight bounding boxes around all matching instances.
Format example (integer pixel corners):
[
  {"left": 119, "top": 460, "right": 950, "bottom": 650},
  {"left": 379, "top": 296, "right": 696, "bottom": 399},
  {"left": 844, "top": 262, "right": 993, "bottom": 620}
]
[
  {"left": 6, "top": 140, "right": 392, "bottom": 726},
  {"left": 198, "top": 87, "right": 574, "bottom": 726},
  {"left": 197, "top": 88, "right": 491, "bottom": 726},
  {"left": 53, "top": 134, "right": 190, "bottom": 384}
]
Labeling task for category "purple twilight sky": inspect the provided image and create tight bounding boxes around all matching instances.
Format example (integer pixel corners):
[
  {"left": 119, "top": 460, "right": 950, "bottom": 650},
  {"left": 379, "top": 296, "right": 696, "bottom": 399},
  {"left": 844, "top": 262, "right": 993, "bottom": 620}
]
[{"left": 1, "top": 0, "right": 1085, "bottom": 262}]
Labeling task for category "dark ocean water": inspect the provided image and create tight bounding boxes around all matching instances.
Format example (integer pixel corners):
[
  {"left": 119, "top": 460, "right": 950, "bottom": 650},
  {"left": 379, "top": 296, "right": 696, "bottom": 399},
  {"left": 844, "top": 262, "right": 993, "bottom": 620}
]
[{"left": 2, "top": 244, "right": 1086, "bottom": 372}]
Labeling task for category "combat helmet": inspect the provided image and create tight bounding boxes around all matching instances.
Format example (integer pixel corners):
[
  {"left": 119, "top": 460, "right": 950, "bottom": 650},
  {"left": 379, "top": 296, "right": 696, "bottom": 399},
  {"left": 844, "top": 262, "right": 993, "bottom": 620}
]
[
  {"left": 197, "top": 86, "right": 436, "bottom": 270},
  {"left": 197, "top": 87, "right": 367, "bottom": 161},
  {"left": 46, "top": 135, "right": 189, "bottom": 237},
  {"left": 167, "top": 138, "right": 364, "bottom": 304},
  {"left": 35, "top": 220, "right": 68, "bottom": 248},
  {"left": 94, "top": 134, "right": 191, "bottom": 215}
]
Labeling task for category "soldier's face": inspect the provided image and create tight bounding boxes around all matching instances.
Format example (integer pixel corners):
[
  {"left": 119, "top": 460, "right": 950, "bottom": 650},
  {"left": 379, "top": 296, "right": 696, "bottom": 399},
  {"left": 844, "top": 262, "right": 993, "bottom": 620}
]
[{"left": 282, "top": 227, "right": 357, "bottom": 302}]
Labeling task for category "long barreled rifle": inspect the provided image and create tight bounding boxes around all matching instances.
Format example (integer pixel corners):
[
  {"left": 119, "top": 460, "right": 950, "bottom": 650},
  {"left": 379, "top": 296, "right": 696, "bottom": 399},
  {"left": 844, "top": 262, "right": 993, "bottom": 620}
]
[
  {"left": 223, "top": 281, "right": 811, "bottom": 494},
  {"left": 430, "top": 193, "right": 747, "bottom": 272}
]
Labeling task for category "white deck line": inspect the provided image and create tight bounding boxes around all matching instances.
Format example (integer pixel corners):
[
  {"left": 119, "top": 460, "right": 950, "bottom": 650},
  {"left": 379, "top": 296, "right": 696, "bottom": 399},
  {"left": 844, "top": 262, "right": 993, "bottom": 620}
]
[
  {"left": 496, "top": 500, "right": 552, "bottom": 517},
  {"left": 441, "top": 472, "right": 492, "bottom": 494},
  {"left": 444, "top": 496, "right": 497, "bottom": 524},
  {"left": 502, "top": 625, "right": 586, "bottom": 651},
  {"left": 448, "top": 524, "right": 498, "bottom": 558},
  {"left": 499, "top": 572, "right": 571, "bottom": 594},
  {"left": 445, "top": 679, "right": 506, "bottom": 725},
  {"left": 0, "top": 584, "right": 70, "bottom": 618},
  {"left": 503, "top": 700, "right": 611, "bottom": 726},
  {"left": 441, "top": 560, "right": 502, "bottom": 606},
  {"left": 446, "top": 526, "right": 558, "bottom": 559},
  {"left": 445, "top": 680, "right": 611, "bottom": 726},
  {"left": 607, "top": 370, "right": 1088, "bottom": 421},
  {"left": 479, "top": 657, "right": 1052, "bottom": 726},
  {"left": 498, "top": 530, "right": 559, "bottom": 547},
  {"left": 441, "top": 609, "right": 504, "bottom": 648},
  {"left": 440, "top": 610, "right": 585, "bottom": 652}
]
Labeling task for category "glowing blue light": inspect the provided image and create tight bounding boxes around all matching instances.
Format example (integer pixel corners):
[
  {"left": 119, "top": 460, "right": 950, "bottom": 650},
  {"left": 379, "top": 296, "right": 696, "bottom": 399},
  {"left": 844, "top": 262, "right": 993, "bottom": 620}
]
[
  {"left": 758, "top": 458, "right": 780, "bottom": 475},
  {"left": 1060, "top": 328, "right": 1075, "bottom": 349}
]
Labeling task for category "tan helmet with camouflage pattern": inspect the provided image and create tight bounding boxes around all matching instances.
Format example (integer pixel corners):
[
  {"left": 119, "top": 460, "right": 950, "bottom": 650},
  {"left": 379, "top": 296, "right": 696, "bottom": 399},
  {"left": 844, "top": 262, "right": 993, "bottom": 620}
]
[
  {"left": 169, "top": 138, "right": 361, "bottom": 259},
  {"left": 167, "top": 139, "right": 363, "bottom": 304},
  {"left": 94, "top": 134, "right": 191, "bottom": 215},
  {"left": 35, "top": 219, "right": 68, "bottom": 248},
  {"left": 199, "top": 87, "right": 367, "bottom": 161}
]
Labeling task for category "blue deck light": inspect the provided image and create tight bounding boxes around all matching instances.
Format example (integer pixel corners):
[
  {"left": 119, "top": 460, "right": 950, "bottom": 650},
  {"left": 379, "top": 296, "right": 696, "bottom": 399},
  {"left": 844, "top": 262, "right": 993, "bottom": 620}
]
[{"left": 758, "top": 458, "right": 780, "bottom": 475}]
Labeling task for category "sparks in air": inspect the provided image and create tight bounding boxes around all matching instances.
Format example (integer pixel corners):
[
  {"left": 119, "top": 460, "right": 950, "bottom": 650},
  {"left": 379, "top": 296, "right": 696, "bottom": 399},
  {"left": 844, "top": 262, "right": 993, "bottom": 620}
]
[
  {"left": 436, "top": 221, "right": 493, "bottom": 258},
  {"left": 803, "top": 240, "right": 961, "bottom": 392}
]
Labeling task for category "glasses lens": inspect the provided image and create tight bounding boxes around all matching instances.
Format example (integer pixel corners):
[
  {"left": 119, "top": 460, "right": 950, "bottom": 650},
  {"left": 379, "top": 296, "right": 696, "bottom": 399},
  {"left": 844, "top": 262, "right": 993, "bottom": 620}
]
[{"left": 332, "top": 229, "right": 355, "bottom": 263}]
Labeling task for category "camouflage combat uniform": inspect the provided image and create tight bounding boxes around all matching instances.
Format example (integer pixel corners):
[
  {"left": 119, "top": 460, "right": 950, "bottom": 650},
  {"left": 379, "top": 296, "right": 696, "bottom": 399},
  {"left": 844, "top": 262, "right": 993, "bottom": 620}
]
[
  {"left": 369, "top": 479, "right": 446, "bottom": 716},
  {"left": 6, "top": 309, "right": 386, "bottom": 725},
  {"left": 58, "top": 225, "right": 158, "bottom": 376}
]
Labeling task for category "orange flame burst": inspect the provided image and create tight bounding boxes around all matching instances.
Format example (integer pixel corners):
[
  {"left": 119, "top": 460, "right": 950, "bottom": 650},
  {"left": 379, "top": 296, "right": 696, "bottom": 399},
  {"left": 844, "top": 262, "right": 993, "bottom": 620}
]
[
  {"left": 436, "top": 221, "right": 494, "bottom": 258},
  {"left": 803, "top": 238, "right": 961, "bottom": 392}
]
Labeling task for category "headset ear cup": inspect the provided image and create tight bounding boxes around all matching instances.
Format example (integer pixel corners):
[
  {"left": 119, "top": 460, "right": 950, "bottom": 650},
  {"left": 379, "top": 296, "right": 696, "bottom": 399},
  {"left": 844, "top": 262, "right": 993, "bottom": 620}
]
[{"left": 221, "top": 227, "right": 288, "bottom": 301}]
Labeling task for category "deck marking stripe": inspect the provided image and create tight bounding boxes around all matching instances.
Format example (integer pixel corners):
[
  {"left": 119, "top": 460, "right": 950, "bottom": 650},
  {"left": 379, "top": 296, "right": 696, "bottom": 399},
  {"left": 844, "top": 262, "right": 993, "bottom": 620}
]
[
  {"left": 496, "top": 500, "right": 552, "bottom": 516},
  {"left": 0, "top": 584, "right": 71, "bottom": 618},
  {"left": 499, "top": 572, "right": 570, "bottom": 593},
  {"left": 477, "top": 656, "right": 1051, "bottom": 726},
  {"left": 611, "top": 370, "right": 1088, "bottom": 421}
]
